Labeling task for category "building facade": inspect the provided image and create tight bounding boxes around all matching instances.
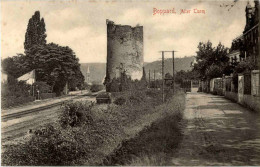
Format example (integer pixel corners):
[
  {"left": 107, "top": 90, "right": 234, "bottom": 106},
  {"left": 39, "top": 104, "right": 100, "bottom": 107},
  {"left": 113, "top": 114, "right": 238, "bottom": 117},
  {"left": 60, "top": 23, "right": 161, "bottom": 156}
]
[{"left": 227, "top": 1, "right": 259, "bottom": 67}]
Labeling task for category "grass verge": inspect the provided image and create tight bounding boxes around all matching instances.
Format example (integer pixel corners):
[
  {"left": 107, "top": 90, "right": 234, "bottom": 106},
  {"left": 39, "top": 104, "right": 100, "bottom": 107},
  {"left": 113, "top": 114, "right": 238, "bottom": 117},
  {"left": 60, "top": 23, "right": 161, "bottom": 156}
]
[
  {"left": 102, "top": 93, "right": 185, "bottom": 166},
  {"left": 2, "top": 88, "right": 185, "bottom": 165}
]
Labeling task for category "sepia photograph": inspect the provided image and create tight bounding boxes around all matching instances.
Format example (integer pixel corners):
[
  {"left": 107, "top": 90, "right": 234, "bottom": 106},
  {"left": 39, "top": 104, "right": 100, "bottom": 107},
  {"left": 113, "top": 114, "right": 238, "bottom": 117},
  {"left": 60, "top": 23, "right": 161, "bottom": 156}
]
[{"left": 1, "top": 0, "right": 260, "bottom": 166}]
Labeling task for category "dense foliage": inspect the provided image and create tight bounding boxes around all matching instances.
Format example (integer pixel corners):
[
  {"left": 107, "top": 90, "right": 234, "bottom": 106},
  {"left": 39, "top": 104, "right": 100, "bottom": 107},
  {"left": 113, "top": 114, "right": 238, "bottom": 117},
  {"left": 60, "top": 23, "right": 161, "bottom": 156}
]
[
  {"left": 105, "top": 70, "right": 147, "bottom": 92},
  {"left": 175, "top": 70, "right": 199, "bottom": 85},
  {"left": 90, "top": 84, "right": 104, "bottom": 92},
  {"left": 2, "top": 11, "right": 84, "bottom": 95},
  {"left": 1, "top": 54, "right": 30, "bottom": 79},
  {"left": 25, "top": 43, "right": 84, "bottom": 95},
  {"left": 193, "top": 41, "right": 231, "bottom": 80},
  {"left": 2, "top": 86, "right": 184, "bottom": 165},
  {"left": 1, "top": 79, "right": 34, "bottom": 108},
  {"left": 24, "top": 11, "right": 47, "bottom": 50}
]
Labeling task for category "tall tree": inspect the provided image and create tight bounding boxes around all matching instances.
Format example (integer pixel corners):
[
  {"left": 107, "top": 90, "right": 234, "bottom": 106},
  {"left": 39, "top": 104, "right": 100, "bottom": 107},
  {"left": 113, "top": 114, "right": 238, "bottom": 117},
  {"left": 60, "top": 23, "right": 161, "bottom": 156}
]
[
  {"left": 24, "top": 11, "right": 47, "bottom": 50},
  {"left": 193, "top": 41, "right": 230, "bottom": 80},
  {"left": 25, "top": 43, "right": 84, "bottom": 95}
]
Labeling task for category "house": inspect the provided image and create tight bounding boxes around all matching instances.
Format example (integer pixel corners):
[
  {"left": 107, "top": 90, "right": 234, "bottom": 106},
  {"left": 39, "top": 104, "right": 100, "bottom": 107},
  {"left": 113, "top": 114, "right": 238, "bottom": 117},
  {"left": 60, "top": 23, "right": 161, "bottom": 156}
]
[{"left": 227, "top": 1, "right": 259, "bottom": 67}]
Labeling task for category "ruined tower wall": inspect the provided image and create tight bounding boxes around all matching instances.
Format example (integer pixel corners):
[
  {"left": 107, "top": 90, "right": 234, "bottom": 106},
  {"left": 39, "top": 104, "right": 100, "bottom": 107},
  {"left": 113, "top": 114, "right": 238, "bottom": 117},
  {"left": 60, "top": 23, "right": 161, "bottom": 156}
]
[{"left": 106, "top": 20, "right": 144, "bottom": 82}]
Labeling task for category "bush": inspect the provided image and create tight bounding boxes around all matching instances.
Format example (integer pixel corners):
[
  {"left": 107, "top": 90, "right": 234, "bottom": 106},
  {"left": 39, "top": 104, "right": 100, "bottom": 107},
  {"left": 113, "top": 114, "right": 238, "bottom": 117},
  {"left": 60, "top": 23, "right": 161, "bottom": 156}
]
[
  {"left": 40, "top": 93, "right": 56, "bottom": 100},
  {"left": 33, "top": 81, "right": 51, "bottom": 93},
  {"left": 2, "top": 89, "right": 185, "bottom": 166},
  {"left": 90, "top": 84, "right": 104, "bottom": 92},
  {"left": 59, "top": 101, "right": 93, "bottom": 128},
  {"left": 1, "top": 80, "right": 34, "bottom": 109},
  {"left": 2, "top": 124, "right": 89, "bottom": 166},
  {"left": 2, "top": 101, "right": 95, "bottom": 166},
  {"left": 114, "top": 97, "right": 126, "bottom": 105},
  {"left": 1, "top": 96, "right": 35, "bottom": 109}
]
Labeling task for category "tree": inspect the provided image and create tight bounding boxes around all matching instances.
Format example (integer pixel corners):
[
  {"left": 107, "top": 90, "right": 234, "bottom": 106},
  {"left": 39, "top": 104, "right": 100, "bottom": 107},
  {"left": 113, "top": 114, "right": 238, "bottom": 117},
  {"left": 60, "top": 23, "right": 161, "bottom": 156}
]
[
  {"left": 1, "top": 54, "right": 30, "bottom": 79},
  {"left": 3, "top": 11, "right": 84, "bottom": 96},
  {"left": 165, "top": 73, "right": 173, "bottom": 87},
  {"left": 140, "top": 67, "right": 148, "bottom": 88},
  {"left": 25, "top": 43, "right": 84, "bottom": 95},
  {"left": 24, "top": 11, "right": 47, "bottom": 50},
  {"left": 193, "top": 41, "right": 230, "bottom": 80}
]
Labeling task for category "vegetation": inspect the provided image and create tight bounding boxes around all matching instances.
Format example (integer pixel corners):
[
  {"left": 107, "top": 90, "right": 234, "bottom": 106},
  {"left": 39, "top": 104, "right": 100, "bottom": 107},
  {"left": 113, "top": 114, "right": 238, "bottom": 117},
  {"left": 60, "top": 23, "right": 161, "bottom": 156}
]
[
  {"left": 80, "top": 57, "right": 195, "bottom": 84},
  {"left": 1, "top": 79, "right": 34, "bottom": 109},
  {"left": 25, "top": 43, "right": 84, "bottom": 95},
  {"left": 33, "top": 81, "right": 51, "bottom": 93},
  {"left": 103, "top": 107, "right": 184, "bottom": 166},
  {"left": 144, "top": 56, "right": 195, "bottom": 78},
  {"left": 193, "top": 41, "right": 231, "bottom": 80},
  {"left": 175, "top": 70, "right": 199, "bottom": 85},
  {"left": 59, "top": 101, "right": 93, "bottom": 128},
  {"left": 2, "top": 11, "right": 84, "bottom": 96},
  {"left": 90, "top": 84, "right": 104, "bottom": 92},
  {"left": 2, "top": 85, "right": 185, "bottom": 165},
  {"left": 105, "top": 70, "right": 147, "bottom": 92},
  {"left": 24, "top": 11, "right": 47, "bottom": 51}
]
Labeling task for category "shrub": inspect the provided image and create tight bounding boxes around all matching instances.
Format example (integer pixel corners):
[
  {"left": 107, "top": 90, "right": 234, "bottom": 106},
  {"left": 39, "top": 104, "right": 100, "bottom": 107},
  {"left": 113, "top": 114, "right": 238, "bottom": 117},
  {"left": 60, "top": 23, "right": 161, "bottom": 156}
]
[
  {"left": 33, "top": 81, "right": 51, "bottom": 93},
  {"left": 90, "top": 84, "right": 104, "bottom": 92},
  {"left": 1, "top": 80, "right": 34, "bottom": 108},
  {"left": 59, "top": 101, "right": 93, "bottom": 128},
  {"left": 40, "top": 93, "right": 56, "bottom": 100},
  {"left": 2, "top": 124, "right": 89, "bottom": 166},
  {"left": 1, "top": 96, "right": 35, "bottom": 109},
  {"left": 114, "top": 97, "right": 126, "bottom": 105},
  {"left": 145, "top": 89, "right": 158, "bottom": 98},
  {"left": 2, "top": 89, "right": 185, "bottom": 166}
]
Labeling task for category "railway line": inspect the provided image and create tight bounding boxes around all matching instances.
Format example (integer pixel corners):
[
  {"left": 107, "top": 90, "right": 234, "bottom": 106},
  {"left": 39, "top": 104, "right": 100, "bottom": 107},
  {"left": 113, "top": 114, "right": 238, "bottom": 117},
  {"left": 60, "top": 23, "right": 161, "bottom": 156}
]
[{"left": 1, "top": 93, "right": 97, "bottom": 143}]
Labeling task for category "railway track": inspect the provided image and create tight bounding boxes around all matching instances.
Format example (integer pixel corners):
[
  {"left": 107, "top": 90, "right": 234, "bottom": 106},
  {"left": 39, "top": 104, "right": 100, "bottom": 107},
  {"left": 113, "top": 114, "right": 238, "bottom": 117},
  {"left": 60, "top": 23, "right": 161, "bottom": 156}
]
[
  {"left": 2, "top": 94, "right": 95, "bottom": 122},
  {"left": 2, "top": 94, "right": 97, "bottom": 143}
]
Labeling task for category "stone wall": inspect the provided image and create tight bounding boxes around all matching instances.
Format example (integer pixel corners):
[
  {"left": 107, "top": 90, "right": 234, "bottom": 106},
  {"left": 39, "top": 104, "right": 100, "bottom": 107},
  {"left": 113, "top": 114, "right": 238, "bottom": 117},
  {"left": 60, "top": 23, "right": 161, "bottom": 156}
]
[
  {"left": 106, "top": 19, "right": 143, "bottom": 83},
  {"left": 225, "top": 91, "right": 238, "bottom": 102},
  {"left": 242, "top": 94, "right": 260, "bottom": 112}
]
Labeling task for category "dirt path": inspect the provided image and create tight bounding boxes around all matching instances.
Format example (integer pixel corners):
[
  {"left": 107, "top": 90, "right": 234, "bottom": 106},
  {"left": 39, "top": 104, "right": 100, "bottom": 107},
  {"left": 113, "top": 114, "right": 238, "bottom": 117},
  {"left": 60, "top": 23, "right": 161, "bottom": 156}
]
[{"left": 171, "top": 92, "right": 260, "bottom": 166}]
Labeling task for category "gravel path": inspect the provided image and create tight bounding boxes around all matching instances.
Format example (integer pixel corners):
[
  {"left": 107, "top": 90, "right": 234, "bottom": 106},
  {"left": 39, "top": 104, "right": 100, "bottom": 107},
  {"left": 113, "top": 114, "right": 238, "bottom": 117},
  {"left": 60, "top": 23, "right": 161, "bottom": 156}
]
[{"left": 171, "top": 92, "right": 260, "bottom": 166}]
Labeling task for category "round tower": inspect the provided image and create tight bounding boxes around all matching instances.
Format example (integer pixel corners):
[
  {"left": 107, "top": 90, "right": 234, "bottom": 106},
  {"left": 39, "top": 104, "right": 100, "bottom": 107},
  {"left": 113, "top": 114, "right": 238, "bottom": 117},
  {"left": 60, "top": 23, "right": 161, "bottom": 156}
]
[{"left": 105, "top": 19, "right": 144, "bottom": 86}]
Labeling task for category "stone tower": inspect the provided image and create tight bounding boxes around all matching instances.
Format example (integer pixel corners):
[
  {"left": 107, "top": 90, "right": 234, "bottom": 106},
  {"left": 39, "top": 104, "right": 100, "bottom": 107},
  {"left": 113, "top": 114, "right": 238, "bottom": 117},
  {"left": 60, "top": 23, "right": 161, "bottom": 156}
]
[{"left": 105, "top": 19, "right": 144, "bottom": 86}]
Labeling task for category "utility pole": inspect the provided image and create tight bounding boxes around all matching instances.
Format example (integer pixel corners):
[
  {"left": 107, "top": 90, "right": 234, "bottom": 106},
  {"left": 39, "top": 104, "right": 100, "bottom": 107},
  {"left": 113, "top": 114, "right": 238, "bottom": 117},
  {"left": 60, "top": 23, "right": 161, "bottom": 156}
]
[
  {"left": 154, "top": 70, "right": 155, "bottom": 81},
  {"left": 153, "top": 70, "right": 156, "bottom": 89},
  {"left": 161, "top": 51, "right": 165, "bottom": 103},
  {"left": 172, "top": 51, "right": 175, "bottom": 92},
  {"left": 159, "top": 50, "right": 177, "bottom": 102},
  {"left": 148, "top": 69, "right": 151, "bottom": 88}
]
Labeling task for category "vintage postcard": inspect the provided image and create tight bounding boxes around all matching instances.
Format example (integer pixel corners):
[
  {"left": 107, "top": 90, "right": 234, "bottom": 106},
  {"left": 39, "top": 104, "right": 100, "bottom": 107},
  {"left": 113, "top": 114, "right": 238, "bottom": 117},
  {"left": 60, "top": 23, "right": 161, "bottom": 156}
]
[{"left": 1, "top": 0, "right": 259, "bottom": 166}]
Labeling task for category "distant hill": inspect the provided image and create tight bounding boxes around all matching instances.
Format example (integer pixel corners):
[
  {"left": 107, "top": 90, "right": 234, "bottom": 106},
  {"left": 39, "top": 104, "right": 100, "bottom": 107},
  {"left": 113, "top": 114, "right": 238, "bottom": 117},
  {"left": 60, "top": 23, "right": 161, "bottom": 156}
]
[
  {"left": 144, "top": 56, "right": 195, "bottom": 79},
  {"left": 80, "top": 56, "right": 195, "bottom": 83}
]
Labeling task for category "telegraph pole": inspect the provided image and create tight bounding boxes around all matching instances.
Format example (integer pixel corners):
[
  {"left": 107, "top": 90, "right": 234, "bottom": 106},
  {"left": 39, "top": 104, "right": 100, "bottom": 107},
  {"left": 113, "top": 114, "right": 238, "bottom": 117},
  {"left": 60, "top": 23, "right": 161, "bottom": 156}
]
[
  {"left": 154, "top": 70, "right": 155, "bottom": 81},
  {"left": 172, "top": 51, "right": 175, "bottom": 92},
  {"left": 159, "top": 50, "right": 177, "bottom": 102},
  {"left": 149, "top": 69, "right": 151, "bottom": 88},
  {"left": 153, "top": 70, "right": 156, "bottom": 89},
  {"left": 161, "top": 51, "right": 165, "bottom": 103}
]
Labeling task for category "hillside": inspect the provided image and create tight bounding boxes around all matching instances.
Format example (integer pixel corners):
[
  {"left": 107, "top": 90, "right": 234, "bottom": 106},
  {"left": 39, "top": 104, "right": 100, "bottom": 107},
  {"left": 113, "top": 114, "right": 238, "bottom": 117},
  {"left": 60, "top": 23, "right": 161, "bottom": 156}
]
[
  {"left": 144, "top": 56, "right": 195, "bottom": 79},
  {"left": 80, "top": 56, "right": 195, "bottom": 83}
]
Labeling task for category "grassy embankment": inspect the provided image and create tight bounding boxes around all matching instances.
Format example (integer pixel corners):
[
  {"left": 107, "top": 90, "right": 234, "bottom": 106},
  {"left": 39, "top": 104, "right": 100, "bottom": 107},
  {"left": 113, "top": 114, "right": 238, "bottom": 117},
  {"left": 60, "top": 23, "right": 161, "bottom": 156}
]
[{"left": 2, "top": 88, "right": 186, "bottom": 166}]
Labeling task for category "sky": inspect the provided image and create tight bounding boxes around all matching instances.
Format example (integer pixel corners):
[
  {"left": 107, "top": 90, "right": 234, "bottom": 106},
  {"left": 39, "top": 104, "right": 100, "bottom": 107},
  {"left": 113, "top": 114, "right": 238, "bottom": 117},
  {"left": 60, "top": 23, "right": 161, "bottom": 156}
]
[{"left": 0, "top": 0, "right": 253, "bottom": 63}]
